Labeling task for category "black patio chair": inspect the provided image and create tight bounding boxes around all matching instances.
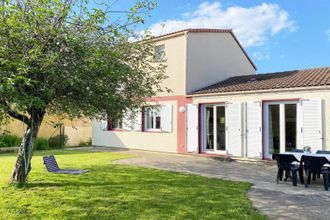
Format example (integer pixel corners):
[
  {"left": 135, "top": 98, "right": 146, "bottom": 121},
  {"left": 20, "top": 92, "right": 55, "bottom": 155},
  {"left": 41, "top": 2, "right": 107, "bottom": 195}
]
[
  {"left": 316, "top": 150, "right": 330, "bottom": 154},
  {"left": 301, "top": 155, "right": 330, "bottom": 190},
  {"left": 43, "top": 155, "right": 88, "bottom": 175},
  {"left": 272, "top": 153, "right": 300, "bottom": 186},
  {"left": 314, "top": 151, "right": 330, "bottom": 179}
]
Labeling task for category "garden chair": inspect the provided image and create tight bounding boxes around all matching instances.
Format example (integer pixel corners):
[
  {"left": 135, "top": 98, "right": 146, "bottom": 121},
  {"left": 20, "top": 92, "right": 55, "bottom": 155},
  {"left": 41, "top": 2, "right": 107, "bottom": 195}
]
[
  {"left": 313, "top": 151, "right": 330, "bottom": 179},
  {"left": 273, "top": 153, "right": 300, "bottom": 186},
  {"left": 301, "top": 155, "right": 330, "bottom": 190},
  {"left": 43, "top": 155, "right": 88, "bottom": 174}
]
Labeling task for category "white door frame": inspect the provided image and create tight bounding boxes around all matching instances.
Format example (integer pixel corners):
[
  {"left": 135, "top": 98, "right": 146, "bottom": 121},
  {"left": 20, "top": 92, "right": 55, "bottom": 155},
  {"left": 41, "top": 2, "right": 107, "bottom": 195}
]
[
  {"left": 263, "top": 101, "right": 299, "bottom": 158},
  {"left": 201, "top": 104, "right": 226, "bottom": 154}
]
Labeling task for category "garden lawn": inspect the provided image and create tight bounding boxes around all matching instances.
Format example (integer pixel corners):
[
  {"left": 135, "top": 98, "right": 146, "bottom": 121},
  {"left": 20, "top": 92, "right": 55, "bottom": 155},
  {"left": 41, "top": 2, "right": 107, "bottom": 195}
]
[{"left": 0, "top": 150, "right": 265, "bottom": 219}]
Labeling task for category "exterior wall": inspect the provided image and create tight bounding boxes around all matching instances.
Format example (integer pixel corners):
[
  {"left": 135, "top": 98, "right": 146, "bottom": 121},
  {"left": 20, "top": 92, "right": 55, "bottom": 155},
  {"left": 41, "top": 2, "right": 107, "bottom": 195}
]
[
  {"left": 154, "top": 34, "right": 187, "bottom": 96},
  {"left": 92, "top": 96, "right": 193, "bottom": 153},
  {"left": 192, "top": 88, "right": 330, "bottom": 151},
  {"left": 93, "top": 100, "right": 178, "bottom": 153},
  {"left": 1, "top": 116, "right": 92, "bottom": 146},
  {"left": 186, "top": 32, "right": 256, "bottom": 94},
  {"left": 64, "top": 127, "right": 92, "bottom": 146}
]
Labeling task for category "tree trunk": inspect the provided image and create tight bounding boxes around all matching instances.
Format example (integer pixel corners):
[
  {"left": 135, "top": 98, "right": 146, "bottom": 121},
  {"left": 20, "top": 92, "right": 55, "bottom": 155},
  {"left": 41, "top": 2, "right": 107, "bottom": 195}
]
[{"left": 10, "top": 110, "right": 45, "bottom": 185}]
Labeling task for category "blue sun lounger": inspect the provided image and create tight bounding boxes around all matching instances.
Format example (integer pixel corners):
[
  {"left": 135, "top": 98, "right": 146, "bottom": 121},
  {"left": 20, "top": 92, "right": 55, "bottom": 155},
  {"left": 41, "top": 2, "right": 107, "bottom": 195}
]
[{"left": 43, "top": 155, "right": 88, "bottom": 175}]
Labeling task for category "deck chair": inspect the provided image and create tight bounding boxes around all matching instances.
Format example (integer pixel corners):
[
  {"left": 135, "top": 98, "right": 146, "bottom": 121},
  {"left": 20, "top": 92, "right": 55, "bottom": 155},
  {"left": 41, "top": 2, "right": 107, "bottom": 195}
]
[{"left": 43, "top": 155, "right": 88, "bottom": 174}]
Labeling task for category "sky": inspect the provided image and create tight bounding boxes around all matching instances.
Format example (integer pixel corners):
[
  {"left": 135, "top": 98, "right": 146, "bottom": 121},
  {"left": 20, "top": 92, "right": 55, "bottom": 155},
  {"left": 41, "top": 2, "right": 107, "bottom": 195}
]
[{"left": 111, "top": 0, "right": 330, "bottom": 73}]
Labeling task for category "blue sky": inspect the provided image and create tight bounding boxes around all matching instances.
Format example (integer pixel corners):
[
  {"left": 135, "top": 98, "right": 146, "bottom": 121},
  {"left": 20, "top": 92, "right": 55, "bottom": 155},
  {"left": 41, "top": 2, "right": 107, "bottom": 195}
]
[{"left": 112, "top": 1, "right": 330, "bottom": 73}]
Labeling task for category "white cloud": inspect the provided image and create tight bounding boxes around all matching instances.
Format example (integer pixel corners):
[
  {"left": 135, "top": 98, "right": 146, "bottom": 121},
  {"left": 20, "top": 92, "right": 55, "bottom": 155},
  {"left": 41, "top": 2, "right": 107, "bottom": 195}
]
[
  {"left": 147, "top": 2, "right": 297, "bottom": 47},
  {"left": 252, "top": 51, "right": 270, "bottom": 61}
]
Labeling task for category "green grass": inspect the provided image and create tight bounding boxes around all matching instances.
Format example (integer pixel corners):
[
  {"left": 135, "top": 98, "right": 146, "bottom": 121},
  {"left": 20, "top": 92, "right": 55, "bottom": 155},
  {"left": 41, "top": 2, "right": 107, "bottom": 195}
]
[{"left": 0, "top": 150, "right": 265, "bottom": 220}]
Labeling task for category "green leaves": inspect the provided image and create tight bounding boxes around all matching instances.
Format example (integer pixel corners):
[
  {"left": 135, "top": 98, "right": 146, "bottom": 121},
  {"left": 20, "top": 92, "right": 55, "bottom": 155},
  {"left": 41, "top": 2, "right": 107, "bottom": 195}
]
[{"left": 0, "top": 0, "right": 166, "bottom": 122}]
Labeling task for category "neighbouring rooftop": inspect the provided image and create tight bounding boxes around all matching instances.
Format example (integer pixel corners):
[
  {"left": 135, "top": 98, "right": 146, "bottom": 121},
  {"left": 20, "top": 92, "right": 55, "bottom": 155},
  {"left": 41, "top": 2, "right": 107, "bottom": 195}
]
[{"left": 192, "top": 66, "right": 330, "bottom": 95}]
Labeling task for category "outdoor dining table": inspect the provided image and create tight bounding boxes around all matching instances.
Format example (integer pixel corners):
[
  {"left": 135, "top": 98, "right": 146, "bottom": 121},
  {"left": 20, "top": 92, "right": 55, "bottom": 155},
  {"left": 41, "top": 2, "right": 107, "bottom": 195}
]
[
  {"left": 281, "top": 152, "right": 330, "bottom": 162},
  {"left": 280, "top": 152, "right": 330, "bottom": 185}
]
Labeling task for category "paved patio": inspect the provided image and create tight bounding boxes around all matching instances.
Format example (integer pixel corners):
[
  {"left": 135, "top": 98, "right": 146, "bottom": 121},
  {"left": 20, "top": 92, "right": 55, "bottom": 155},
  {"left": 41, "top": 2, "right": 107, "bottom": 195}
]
[{"left": 77, "top": 146, "right": 330, "bottom": 220}]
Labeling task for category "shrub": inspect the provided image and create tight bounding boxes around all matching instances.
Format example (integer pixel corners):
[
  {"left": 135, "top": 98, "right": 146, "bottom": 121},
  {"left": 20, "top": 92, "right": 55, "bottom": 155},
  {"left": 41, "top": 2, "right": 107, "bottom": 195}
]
[
  {"left": 48, "top": 135, "right": 68, "bottom": 149},
  {"left": 34, "top": 138, "right": 49, "bottom": 151},
  {"left": 0, "top": 135, "right": 21, "bottom": 148},
  {"left": 78, "top": 138, "right": 92, "bottom": 147}
]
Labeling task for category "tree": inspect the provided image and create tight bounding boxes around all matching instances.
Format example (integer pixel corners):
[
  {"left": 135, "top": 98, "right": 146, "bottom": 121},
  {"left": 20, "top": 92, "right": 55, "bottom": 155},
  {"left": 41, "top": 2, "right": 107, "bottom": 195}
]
[{"left": 0, "top": 0, "right": 166, "bottom": 184}]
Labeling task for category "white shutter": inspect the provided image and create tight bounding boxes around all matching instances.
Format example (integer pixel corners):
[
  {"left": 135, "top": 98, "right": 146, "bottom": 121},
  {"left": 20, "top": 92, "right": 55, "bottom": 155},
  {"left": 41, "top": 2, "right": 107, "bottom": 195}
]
[
  {"left": 133, "top": 109, "right": 142, "bottom": 131},
  {"left": 226, "top": 102, "right": 242, "bottom": 156},
  {"left": 301, "top": 99, "right": 323, "bottom": 152},
  {"left": 122, "top": 109, "right": 133, "bottom": 131},
  {"left": 99, "top": 120, "right": 108, "bottom": 131},
  {"left": 246, "top": 101, "right": 262, "bottom": 158},
  {"left": 161, "top": 104, "right": 172, "bottom": 132},
  {"left": 186, "top": 104, "right": 199, "bottom": 153}
]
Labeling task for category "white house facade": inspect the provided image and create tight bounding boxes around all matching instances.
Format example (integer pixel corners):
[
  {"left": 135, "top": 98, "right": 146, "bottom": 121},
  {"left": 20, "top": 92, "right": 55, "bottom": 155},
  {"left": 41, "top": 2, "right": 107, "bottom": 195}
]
[{"left": 92, "top": 28, "right": 330, "bottom": 160}]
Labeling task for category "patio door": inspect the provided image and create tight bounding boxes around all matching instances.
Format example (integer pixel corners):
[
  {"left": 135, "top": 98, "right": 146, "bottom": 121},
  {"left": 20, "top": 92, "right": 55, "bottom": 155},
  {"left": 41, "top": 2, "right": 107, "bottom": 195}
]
[
  {"left": 203, "top": 104, "right": 226, "bottom": 154},
  {"left": 264, "top": 102, "right": 298, "bottom": 158}
]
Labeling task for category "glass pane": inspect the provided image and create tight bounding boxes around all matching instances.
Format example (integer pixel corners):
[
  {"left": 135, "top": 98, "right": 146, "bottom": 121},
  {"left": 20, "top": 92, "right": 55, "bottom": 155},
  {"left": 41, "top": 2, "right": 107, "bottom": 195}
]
[
  {"left": 285, "top": 104, "right": 297, "bottom": 151},
  {"left": 155, "top": 116, "right": 161, "bottom": 129},
  {"left": 268, "top": 105, "right": 280, "bottom": 154},
  {"left": 155, "top": 45, "right": 165, "bottom": 61},
  {"left": 216, "top": 106, "right": 226, "bottom": 151},
  {"left": 154, "top": 108, "right": 161, "bottom": 129},
  {"left": 205, "top": 106, "right": 214, "bottom": 150},
  {"left": 146, "top": 108, "right": 153, "bottom": 129}
]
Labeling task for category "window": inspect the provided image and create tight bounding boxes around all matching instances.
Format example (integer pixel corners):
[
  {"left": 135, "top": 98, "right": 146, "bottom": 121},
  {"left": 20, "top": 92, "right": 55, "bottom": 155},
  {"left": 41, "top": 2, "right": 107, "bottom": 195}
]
[
  {"left": 144, "top": 106, "right": 161, "bottom": 131},
  {"left": 155, "top": 44, "right": 165, "bottom": 61},
  {"left": 111, "top": 118, "right": 122, "bottom": 130},
  {"left": 107, "top": 116, "right": 123, "bottom": 130}
]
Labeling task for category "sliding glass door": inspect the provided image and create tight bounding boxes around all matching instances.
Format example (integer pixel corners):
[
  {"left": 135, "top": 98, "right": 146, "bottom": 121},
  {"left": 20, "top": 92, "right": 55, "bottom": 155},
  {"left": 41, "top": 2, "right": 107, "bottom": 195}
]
[
  {"left": 203, "top": 105, "right": 226, "bottom": 153},
  {"left": 264, "top": 102, "right": 298, "bottom": 158}
]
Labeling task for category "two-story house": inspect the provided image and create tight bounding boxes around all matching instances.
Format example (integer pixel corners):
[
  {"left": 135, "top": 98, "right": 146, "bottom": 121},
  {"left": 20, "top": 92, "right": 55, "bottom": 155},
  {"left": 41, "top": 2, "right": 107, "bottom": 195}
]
[{"left": 92, "top": 28, "right": 330, "bottom": 160}]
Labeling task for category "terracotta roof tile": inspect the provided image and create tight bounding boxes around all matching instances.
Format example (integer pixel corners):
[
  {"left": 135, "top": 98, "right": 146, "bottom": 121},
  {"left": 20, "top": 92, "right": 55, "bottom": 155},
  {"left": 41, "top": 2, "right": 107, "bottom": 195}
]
[{"left": 192, "top": 67, "right": 330, "bottom": 95}]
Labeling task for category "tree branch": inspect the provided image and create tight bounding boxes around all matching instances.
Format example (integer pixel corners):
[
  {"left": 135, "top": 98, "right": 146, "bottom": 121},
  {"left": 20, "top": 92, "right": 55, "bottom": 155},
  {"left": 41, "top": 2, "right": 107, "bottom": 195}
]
[
  {"left": 7, "top": 109, "right": 31, "bottom": 126},
  {"left": 0, "top": 99, "right": 31, "bottom": 125}
]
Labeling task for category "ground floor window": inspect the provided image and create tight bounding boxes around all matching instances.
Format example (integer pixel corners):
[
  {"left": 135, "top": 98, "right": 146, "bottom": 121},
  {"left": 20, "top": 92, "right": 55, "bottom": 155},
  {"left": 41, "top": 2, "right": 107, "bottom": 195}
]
[
  {"left": 111, "top": 118, "right": 122, "bottom": 130},
  {"left": 203, "top": 104, "right": 226, "bottom": 153},
  {"left": 264, "top": 101, "right": 298, "bottom": 158},
  {"left": 144, "top": 106, "right": 161, "bottom": 131}
]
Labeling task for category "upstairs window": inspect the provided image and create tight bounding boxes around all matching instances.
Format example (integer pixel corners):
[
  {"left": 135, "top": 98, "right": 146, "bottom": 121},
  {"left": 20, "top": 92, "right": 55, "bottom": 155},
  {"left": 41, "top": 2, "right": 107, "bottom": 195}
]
[
  {"left": 144, "top": 106, "right": 161, "bottom": 131},
  {"left": 155, "top": 44, "right": 165, "bottom": 62}
]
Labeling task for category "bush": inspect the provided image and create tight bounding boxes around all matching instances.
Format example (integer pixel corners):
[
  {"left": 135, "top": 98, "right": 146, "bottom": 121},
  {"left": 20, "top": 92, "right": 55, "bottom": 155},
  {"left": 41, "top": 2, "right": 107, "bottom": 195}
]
[
  {"left": 34, "top": 138, "right": 49, "bottom": 151},
  {"left": 0, "top": 135, "right": 21, "bottom": 148},
  {"left": 0, "top": 134, "right": 69, "bottom": 151},
  {"left": 78, "top": 138, "right": 92, "bottom": 147},
  {"left": 48, "top": 135, "right": 68, "bottom": 149}
]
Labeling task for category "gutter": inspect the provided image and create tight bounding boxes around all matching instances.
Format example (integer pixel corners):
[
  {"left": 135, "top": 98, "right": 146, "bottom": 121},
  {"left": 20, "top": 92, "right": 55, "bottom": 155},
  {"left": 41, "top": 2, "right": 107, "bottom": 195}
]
[{"left": 186, "top": 85, "right": 330, "bottom": 98}]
